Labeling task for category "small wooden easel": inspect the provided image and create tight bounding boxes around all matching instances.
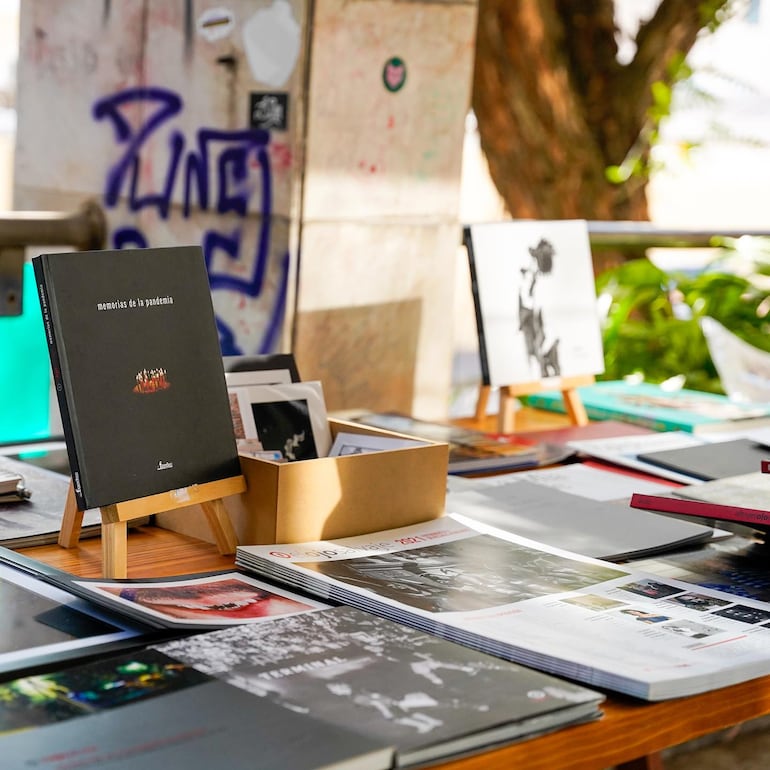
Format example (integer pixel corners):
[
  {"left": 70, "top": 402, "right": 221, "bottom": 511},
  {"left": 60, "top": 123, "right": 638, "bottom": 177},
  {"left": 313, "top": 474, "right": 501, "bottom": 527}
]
[
  {"left": 58, "top": 475, "right": 247, "bottom": 578},
  {"left": 476, "top": 374, "right": 594, "bottom": 434}
]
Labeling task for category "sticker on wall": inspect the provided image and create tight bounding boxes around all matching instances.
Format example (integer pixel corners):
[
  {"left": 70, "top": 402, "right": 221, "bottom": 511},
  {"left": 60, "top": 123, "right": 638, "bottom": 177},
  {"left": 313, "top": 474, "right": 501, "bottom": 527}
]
[
  {"left": 383, "top": 57, "right": 407, "bottom": 93},
  {"left": 197, "top": 7, "right": 236, "bottom": 42},
  {"left": 242, "top": 0, "right": 300, "bottom": 88},
  {"left": 250, "top": 92, "right": 289, "bottom": 131}
]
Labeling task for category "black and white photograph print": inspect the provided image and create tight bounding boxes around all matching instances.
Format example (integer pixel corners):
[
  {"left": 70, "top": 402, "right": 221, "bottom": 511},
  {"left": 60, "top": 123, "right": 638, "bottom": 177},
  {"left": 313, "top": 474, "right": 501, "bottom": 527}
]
[
  {"left": 665, "top": 592, "right": 732, "bottom": 612},
  {"left": 712, "top": 604, "right": 770, "bottom": 625},
  {"left": 223, "top": 352, "right": 301, "bottom": 386},
  {"left": 298, "top": 535, "right": 627, "bottom": 613},
  {"left": 328, "top": 431, "right": 425, "bottom": 457},
  {"left": 466, "top": 220, "right": 605, "bottom": 387},
  {"left": 229, "top": 381, "right": 332, "bottom": 460},
  {"left": 250, "top": 397, "right": 317, "bottom": 461},
  {"left": 659, "top": 619, "right": 724, "bottom": 640}
]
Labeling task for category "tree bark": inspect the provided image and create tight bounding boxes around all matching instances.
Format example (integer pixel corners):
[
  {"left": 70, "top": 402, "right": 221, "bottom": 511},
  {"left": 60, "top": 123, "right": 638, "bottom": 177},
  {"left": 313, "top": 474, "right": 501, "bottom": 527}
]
[{"left": 472, "top": 0, "right": 731, "bottom": 238}]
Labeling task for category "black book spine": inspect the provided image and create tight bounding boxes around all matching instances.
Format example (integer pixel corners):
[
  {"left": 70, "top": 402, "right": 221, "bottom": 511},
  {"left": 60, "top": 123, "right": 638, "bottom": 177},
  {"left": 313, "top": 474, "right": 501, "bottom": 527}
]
[
  {"left": 32, "top": 256, "right": 88, "bottom": 511},
  {"left": 463, "top": 226, "right": 491, "bottom": 386}
]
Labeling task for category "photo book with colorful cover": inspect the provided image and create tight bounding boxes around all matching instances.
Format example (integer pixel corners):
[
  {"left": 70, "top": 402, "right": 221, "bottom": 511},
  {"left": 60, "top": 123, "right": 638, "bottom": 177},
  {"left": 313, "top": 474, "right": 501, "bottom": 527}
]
[
  {"left": 464, "top": 220, "right": 605, "bottom": 388},
  {"left": 526, "top": 379, "right": 770, "bottom": 434},
  {"left": 0, "top": 546, "right": 329, "bottom": 633},
  {"left": 33, "top": 246, "right": 242, "bottom": 510},
  {"left": 0, "top": 647, "right": 395, "bottom": 770}
]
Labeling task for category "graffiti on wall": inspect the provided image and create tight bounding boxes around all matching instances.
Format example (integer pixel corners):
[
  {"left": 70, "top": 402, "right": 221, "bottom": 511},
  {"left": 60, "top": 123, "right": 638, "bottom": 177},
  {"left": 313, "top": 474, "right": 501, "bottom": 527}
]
[{"left": 92, "top": 85, "right": 288, "bottom": 355}]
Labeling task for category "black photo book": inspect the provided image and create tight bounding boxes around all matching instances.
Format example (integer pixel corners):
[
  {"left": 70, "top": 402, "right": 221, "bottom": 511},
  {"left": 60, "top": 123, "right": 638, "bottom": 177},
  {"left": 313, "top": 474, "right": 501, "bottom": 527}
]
[
  {"left": 0, "top": 648, "right": 394, "bottom": 770},
  {"left": 637, "top": 438, "right": 770, "bottom": 482},
  {"left": 33, "top": 246, "right": 241, "bottom": 510},
  {"left": 154, "top": 604, "right": 603, "bottom": 767}
]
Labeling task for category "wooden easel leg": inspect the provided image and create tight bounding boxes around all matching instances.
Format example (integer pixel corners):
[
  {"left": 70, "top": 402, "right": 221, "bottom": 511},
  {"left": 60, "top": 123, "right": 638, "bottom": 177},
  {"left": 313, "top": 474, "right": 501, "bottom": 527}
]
[
  {"left": 562, "top": 387, "right": 589, "bottom": 426},
  {"left": 58, "top": 481, "right": 84, "bottom": 548},
  {"left": 497, "top": 386, "right": 517, "bottom": 434},
  {"left": 200, "top": 498, "right": 238, "bottom": 554},
  {"left": 102, "top": 520, "right": 128, "bottom": 579},
  {"left": 475, "top": 385, "right": 491, "bottom": 423}
]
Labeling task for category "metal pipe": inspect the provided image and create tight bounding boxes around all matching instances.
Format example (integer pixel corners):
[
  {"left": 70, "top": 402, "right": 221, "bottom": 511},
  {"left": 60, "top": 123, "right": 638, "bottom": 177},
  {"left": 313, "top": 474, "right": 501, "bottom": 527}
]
[
  {"left": 587, "top": 221, "right": 770, "bottom": 251},
  {"left": 0, "top": 199, "right": 107, "bottom": 316},
  {"left": 0, "top": 198, "right": 106, "bottom": 251}
]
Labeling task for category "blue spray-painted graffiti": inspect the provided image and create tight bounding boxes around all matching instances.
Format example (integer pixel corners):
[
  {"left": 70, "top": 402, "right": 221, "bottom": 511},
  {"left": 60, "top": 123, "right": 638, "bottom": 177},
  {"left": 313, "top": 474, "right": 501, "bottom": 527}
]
[{"left": 92, "top": 86, "right": 288, "bottom": 354}]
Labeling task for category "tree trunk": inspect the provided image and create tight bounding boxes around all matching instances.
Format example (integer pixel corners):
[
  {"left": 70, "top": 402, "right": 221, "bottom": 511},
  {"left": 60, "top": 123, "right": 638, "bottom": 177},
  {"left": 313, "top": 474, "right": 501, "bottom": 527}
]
[{"left": 472, "top": 0, "right": 731, "bottom": 270}]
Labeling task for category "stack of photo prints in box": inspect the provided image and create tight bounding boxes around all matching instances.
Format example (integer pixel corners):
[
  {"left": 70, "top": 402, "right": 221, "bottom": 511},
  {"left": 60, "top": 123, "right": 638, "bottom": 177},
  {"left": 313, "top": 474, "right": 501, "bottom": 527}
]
[{"left": 224, "top": 354, "right": 426, "bottom": 463}]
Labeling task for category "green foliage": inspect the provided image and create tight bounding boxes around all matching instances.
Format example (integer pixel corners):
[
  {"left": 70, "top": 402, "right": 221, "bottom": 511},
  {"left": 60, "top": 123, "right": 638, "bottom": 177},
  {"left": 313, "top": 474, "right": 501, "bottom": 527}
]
[
  {"left": 604, "top": 1, "right": 734, "bottom": 188},
  {"left": 595, "top": 243, "right": 770, "bottom": 394},
  {"left": 604, "top": 56, "right": 695, "bottom": 186}
]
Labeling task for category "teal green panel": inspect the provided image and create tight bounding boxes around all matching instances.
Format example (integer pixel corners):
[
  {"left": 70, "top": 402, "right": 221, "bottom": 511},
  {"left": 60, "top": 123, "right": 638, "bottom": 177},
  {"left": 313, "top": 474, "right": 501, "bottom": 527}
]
[{"left": 0, "top": 262, "right": 50, "bottom": 442}]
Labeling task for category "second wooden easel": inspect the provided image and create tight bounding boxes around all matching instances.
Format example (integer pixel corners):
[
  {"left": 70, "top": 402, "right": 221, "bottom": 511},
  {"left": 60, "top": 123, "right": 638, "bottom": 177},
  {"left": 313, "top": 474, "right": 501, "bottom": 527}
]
[
  {"left": 58, "top": 475, "right": 246, "bottom": 578},
  {"left": 476, "top": 374, "right": 594, "bottom": 434}
]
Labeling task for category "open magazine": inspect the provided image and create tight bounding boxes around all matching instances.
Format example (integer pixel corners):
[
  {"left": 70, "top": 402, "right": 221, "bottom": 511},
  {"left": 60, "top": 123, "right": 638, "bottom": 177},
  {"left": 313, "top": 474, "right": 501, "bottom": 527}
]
[
  {"left": 237, "top": 516, "right": 770, "bottom": 701},
  {"left": 0, "top": 547, "right": 328, "bottom": 632}
]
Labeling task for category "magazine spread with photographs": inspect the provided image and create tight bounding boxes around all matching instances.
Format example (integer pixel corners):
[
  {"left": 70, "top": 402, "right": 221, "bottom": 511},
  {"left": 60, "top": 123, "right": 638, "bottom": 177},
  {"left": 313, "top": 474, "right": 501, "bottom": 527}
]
[
  {"left": 69, "top": 571, "right": 330, "bottom": 630},
  {"left": 228, "top": 381, "right": 332, "bottom": 461},
  {"left": 236, "top": 516, "right": 770, "bottom": 701}
]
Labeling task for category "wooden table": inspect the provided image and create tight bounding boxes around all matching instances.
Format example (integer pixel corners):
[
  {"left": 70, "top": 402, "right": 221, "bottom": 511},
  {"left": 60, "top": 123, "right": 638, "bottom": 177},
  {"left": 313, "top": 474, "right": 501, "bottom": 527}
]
[
  {"left": 18, "top": 525, "right": 770, "bottom": 770},
  {"left": 15, "top": 407, "right": 770, "bottom": 770}
]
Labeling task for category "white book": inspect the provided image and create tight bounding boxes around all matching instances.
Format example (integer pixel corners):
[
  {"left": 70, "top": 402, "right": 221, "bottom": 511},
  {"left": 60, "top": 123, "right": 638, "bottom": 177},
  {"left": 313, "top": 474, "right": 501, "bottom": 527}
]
[{"left": 466, "top": 220, "right": 605, "bottom": 387}]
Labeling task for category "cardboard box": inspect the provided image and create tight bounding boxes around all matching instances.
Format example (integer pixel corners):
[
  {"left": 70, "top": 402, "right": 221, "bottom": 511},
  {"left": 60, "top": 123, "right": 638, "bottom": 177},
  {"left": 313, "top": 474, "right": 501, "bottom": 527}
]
[{"left": 155, "top": 419, "right": 449, "bottom": 545}]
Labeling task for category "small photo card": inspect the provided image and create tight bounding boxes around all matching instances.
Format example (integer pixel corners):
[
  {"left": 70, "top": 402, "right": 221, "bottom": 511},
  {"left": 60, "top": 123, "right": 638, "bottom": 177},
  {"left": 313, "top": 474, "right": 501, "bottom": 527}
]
[
  {"left": 328, "top": 431, "right": 426, "bottom": 457},
  {"left": 223, "top": 353, "right": 301, "bottom": 387},
  {"left": 229, "top": 381, "right": 332, "bottom": 460}
]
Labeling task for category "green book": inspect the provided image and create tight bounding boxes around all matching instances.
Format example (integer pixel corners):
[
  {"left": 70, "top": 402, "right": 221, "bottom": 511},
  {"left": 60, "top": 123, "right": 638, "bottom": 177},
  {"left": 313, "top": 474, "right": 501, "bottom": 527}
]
[{"left": 525, "top": 380, "right": 770, "bottom": 434}]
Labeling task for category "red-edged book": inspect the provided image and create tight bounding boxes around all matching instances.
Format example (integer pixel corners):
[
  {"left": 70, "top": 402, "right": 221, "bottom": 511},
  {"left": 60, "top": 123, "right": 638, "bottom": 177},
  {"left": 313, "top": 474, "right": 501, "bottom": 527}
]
[{"left": 630, "top": 493, "right": 770, "bottom": 531}]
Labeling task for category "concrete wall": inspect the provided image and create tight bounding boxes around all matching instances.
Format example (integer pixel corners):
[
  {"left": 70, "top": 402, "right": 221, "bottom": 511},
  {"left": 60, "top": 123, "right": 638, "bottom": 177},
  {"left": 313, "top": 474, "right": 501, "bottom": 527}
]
[
  {"left": 0, "top": 1, "right": 18, "bottom": 212},
  {"left": 15, "top": 1, "right": 307, "bottom": 360},
  {"left": 294, "top": 0, "right": 477, "bottom": 417},
  {"left": 14, "top": 0, "right": 477, "bottom": 420}
]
